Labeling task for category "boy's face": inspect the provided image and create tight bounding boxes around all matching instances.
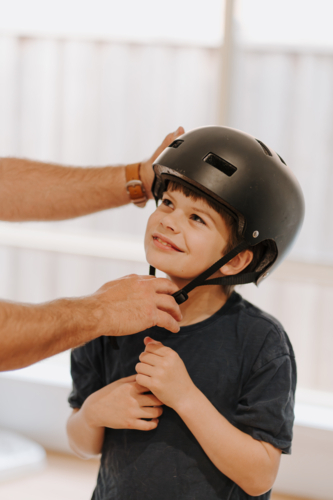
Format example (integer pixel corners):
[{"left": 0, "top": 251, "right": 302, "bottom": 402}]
[{"left": 144, "top": 188, "right": 230, "bottom": 283}]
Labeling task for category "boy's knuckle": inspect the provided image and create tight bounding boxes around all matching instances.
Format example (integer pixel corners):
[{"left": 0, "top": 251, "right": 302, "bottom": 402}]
[
  {"left": 150, "top": 380, "right": 158, "bottom": 392},
  {"left": 125, "top": 419, "right": 133, "bottom": 429},
  {"left": 169, "top": 350, "right": 177, "bottom": 360},
  {"left": 155, "top": 407, "right": 163, "bottom": 417},
  {"left": 135, "top": 362, "right": 141, "bottom": 373}
]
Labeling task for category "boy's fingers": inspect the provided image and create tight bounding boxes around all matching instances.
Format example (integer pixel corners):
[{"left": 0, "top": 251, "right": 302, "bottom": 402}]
[
  {"left": 135, "top": 361, "right": 154, "bottom": 377},
  {"left": 133, "top": 381, "right": 152, "bottom": 393},
  {"left": 144, "top": 341, "right": 171, "bottom": 357},
  {"left": 134, "top": 418, "right": 159, "bottom": 431},
  {"left": 143, "top": 336, "right": 161, "bottom": 347},
  {"left": 140, "top": 406, "right": 163, "bottom": 419},
  {"left": 139, "top": 394, "right": 163, "bottom": 406},
  {"left": 136, "top": 373, "right": 152, "bottom": 390},
  {"left": 119, "top": 374, "right": 137, "bottom": 383},
  {"left": 139, "top": 351, "right": 159, "bottom": 366}
]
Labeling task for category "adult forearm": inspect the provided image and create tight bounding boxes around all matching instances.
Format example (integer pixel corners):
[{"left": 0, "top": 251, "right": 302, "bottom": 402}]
[
  {"left": 0, "top": 128, "right": 184, "bottom": 221},
  {"left": 175, "top": 387, "right": 280, "bottom": 496},
  {"left": 0, "top": 157, "right": 129, "bottom": 221},
  {"left": 0, "top": 298, "right": 100, "bottom": 371},
  {"left": 67, "top": 408, "right": 105, "bottom": 459},
  {"left": 0, "top": 275, "right": 182, "bottom": 371}
]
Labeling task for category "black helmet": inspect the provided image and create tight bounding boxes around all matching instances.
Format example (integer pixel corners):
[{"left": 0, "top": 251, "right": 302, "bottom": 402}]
[{"left": 151, "top": 126, "right": 305, "bottom": 304}]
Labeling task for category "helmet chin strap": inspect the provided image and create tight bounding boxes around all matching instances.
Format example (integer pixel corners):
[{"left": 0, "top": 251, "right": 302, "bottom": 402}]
[{"left": 149, "top": 240, "right": 260, "bottom": 305}]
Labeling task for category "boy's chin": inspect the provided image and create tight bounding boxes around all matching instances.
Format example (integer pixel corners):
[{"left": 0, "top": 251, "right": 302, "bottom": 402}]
[
  {"left": 146, "top": 252, "right": 202, "bottom": 282},
  {"left": 146, "top": 261, "right": 198, "bottom": 283}
]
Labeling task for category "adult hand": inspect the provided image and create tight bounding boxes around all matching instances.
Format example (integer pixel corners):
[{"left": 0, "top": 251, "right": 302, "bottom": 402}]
[
  {"left": 140, "top": 126, "right": 185, "bottom": 199},
  {"left": 87, "top": 274, "right": 182, "bottom": 336},
  {"left": 135, "top": 337, "right": 196, "bottom": 410},
  {"left": 82, "top": 375, "right": 163, "bottom": 431}
]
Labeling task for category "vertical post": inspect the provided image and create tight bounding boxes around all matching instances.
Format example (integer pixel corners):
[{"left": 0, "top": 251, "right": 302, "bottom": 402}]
[{"left": 218, "top": 0, "right": 236, "bottom": 126}]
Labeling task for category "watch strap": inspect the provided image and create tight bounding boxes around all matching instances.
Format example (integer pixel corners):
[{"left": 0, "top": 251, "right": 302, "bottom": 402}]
[{"left": 125, "top": 163, "right": 148, "bottom": 208}]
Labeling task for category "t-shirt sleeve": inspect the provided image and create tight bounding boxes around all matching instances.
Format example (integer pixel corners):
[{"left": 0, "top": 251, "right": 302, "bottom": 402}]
[
  {"left": 233, "top": 327, "right": 296, "bottom": 454},
  {"left": 68, "top": 339, "right": 105, "bottom": 409}
]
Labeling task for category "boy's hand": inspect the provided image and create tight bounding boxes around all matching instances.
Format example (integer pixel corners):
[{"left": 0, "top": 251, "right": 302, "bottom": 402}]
[
  {"left": 82, "top": 374, "right": 163, "bottom": 431},
  {"left": 135, "top": 337, "right": 196, "bottom": 410}
]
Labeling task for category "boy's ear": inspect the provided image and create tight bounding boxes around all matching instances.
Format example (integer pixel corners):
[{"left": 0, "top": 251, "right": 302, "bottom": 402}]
[{"left": 220, "top": 249, "right": 253, "bottom": 276}]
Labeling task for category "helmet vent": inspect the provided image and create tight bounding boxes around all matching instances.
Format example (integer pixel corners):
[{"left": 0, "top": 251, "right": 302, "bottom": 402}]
[
  {"left": 169, "top": 140, "right": 184, "bottom": 149},
  {"left": 203, "top": 152, "right": 237, "bottom": 177},
  {"left": 277, "top": 153, "right": 287, "bottom": 165},
  {"left": 256, "top": 139, "right": 272, "bottom": 157}
]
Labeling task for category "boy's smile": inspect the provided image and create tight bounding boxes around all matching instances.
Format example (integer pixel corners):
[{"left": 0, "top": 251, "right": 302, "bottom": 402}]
[
  {"left": 144, "top": 188, "right": 230, "bottom": 286},
  {"left": 152, "top": 233, "right": 184, "bottom": 252}
]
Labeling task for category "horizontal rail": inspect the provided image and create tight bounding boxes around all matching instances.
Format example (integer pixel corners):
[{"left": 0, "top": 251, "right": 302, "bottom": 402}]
[
  {"left": 0, "top": 222, "right": 332, "bottom": 286},
  {"left": 0, "top": 222, "right": 146, "bottom": 263}
]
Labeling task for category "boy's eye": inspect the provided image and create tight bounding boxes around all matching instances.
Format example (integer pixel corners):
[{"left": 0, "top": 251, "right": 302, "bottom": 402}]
[
  {"left": 191, "top": 214, "right": 206, "bottom": 225},
  {"left": 161, "top": 198, "right": 173, "bottom": 208}
]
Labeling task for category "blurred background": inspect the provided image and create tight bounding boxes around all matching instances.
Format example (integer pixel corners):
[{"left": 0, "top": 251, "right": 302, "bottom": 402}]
[{"left": 0, "top": 0, "right": 332, "bottom": 498}]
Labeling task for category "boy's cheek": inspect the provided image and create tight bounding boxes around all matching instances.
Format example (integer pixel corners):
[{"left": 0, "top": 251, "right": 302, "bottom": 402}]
[{"left": 144, "top": 213, "right": 159, "bottom": 254}]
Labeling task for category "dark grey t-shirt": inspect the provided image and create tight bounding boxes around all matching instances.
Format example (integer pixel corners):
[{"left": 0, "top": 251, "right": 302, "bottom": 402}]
[{"left": 69, "top": 292, "right": 296, "bottom": 500}]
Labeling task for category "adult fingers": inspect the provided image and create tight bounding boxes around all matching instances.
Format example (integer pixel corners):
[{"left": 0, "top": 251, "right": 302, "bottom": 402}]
[
  {"left": 91, "top": 274, "right": 182, "bottom": 337},
  {"left": 149, "top": 276, "right": 180, "bottom": 295},
  {"left": 155, "top": 294, "right": 183, "bottom": 324},
  {"left": 155, "top": 310, "right": 180, "bottom": 333},
  {"left": 151, "top": 127, "right": 185, "bottom": 161},
  {"left": 140, "top": 127, "right": 185, "bottom": 199}
]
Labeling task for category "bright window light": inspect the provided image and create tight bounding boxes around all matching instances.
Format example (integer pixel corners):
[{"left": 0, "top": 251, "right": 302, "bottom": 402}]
[
  {"left": 237, "top": 0, "right": 333, "bottom": 48},
  {"left": 0, "top": 0, "right": 225, "bottom": 46}
]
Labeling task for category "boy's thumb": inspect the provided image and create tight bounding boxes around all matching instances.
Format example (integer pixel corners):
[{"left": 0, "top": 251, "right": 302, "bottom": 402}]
[{"left": 144, "top": 336, "right": 160, "bottom": 346}]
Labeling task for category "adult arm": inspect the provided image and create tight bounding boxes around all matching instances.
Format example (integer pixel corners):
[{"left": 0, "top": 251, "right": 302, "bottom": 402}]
[
  {"left": 67, "top": 375, "right": 163, "bottom": 459},
  {"left": 0, "top": 276, "right": 182, "bottom": 371},
  {"left": 136, "top": 338, "right": 282, "bottom": 496},
  {"left": 0, "top": 127, "right": 184, "bottom": 221}
]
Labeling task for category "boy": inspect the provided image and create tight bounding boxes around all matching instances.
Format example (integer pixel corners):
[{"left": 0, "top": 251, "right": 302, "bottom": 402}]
[{"left": 67, "top": 126, "right": 304, "bottom": 499}]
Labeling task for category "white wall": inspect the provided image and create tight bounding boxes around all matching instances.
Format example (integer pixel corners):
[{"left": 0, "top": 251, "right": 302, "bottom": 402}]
[
  {"left": 1, "top": 33, "right": 333, "bottom": 498},
  {"left": 1, "top": 35, "right": 333, "bottom": 392}
]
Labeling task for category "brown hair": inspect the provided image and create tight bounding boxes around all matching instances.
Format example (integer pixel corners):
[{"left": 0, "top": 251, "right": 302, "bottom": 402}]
[{"left": 166, "top": 180, "right": 265, "bottom": 296}]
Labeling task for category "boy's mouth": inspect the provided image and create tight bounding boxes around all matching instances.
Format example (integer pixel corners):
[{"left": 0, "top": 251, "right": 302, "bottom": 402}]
[{"left": 152, "top": 234, "right": 183, "bottom": 252}]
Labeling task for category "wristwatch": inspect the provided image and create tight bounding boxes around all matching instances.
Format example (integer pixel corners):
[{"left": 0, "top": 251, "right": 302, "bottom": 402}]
[{"left": 125, "top": 163, "right": 148, "bottom": 208}]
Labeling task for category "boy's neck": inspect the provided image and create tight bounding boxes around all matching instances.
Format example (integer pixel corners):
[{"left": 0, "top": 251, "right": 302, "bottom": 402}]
[{"left": 167, "top": 274, "right": 229, "bottom": 327}]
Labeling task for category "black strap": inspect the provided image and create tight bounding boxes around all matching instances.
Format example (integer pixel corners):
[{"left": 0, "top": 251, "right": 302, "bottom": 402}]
[
  {"left": 172, "top": 241, "right": 250, "bottom": 304},
  {"left": 149, "top": 265, "right": 156, "bottom": 276},
  {"left": 200, "top": 271, "right": 260, "bottom": 286}
]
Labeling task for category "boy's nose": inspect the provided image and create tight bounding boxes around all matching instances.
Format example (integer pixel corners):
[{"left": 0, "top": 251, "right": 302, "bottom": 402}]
[{"left": 160, "top": 211, "right": 181, "bottom": 232}]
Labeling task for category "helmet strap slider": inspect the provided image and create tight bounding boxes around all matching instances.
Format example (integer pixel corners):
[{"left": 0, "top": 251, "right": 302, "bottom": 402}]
[{"left": 172, "top": 290, "right": 189, "bottom": 305}]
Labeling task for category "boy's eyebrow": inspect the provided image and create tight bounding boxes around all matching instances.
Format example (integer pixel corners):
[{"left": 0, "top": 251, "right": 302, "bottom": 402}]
[
  {"left": 166, "top": 191, "right": 217, "bottom": 224},
  {"left": 189, "top": 205, "right": 216, "bottom": 223}
]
